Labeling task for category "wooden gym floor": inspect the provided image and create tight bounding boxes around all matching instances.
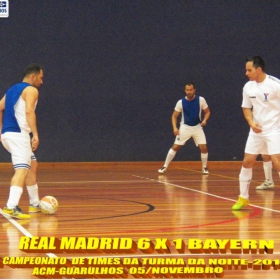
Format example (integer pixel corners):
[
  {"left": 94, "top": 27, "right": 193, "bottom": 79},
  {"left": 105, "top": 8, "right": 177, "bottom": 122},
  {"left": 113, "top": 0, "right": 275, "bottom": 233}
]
[{"left": 0, "top": 161, "right": 279, "bottom": 279}]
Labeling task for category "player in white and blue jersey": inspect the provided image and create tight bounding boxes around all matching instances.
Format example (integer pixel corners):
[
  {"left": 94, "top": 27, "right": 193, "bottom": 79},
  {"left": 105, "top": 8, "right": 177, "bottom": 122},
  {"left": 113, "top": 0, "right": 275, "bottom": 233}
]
[
  {"left": 158, "top": 83, "right": 211, "bottom": 174},
  {"left": 0, "top": 64, "right": 43, "bottom": 219},
  {"left": 232, "top": 56, "right": 280, "bottom": 210}
]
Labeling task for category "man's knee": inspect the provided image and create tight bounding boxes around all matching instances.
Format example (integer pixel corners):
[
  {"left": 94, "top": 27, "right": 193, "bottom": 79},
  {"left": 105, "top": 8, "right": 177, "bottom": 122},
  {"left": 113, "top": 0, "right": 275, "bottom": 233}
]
[
  {"left": 199, "top": 144, "right": 208, "bottom": 153},
  {"left": 242, "top": 154, "right": 258, "bottom": 168},
  {"left": 171, "top": 144, "right": 182, "bottom": 152}
]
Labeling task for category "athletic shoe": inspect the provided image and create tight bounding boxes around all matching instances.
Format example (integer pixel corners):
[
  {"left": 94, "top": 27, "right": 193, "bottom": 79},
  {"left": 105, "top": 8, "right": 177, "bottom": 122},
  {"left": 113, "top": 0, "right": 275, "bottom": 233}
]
[
  {"left": 202, "top": 167, "right": 209, "bottom": 174},
  {"left": 29, "top": 204, "right": 41, "bottom": 213},
  {"left": 3, "top": 206, "right": 31, "bottom": 219},
  {"left": 232, "top": 196, "right": 249, "bottom": 210},
  {"left": 158, "top": 167, "right": 167, "bottom": 173},
  {"left": 256, "top": 180, "right": 274, "bottom": 190}
]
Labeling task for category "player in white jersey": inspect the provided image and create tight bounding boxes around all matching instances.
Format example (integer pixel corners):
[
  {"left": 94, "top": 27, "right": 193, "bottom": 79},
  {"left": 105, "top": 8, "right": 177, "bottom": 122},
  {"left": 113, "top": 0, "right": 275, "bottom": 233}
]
[
  {"left": 158, "top": 83, "right": 210, "bottom": 174},
  {"left": 0, "top": 64, "right": 43, "bottom": 219},
  {"left": 232, "top": 56, "right": 280, "bottom": 210}
]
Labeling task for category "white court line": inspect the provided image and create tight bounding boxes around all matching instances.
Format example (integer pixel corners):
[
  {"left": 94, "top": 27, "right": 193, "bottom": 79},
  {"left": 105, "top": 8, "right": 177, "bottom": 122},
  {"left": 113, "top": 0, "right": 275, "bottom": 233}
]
[
  {"left": 132, "top": 175, "right": 280, "bottom": 214},
  {"left": 0, "top": 208, "right": 57, "bottom": 258}
]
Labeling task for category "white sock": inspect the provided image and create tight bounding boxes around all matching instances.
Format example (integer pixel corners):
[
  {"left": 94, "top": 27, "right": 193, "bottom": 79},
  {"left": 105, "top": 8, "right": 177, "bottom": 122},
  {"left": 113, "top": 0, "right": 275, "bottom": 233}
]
[
  {"left": 263, "top": 161, "right": 273, "bottom": 182},
  {"left": 201, "top": 153, "right": 208, "bottom": 168},
  {"left": 164, "top": 149, "right": 177, "bottom": 168},
  {"left": 239, "top": 167, "right": 252, "bottom": 199},
  {"left": 6, "top": 186, "right": 23, "bottom": 209},
  {"left": 27, "top": 184, "right": 40, "bottom": 206}
]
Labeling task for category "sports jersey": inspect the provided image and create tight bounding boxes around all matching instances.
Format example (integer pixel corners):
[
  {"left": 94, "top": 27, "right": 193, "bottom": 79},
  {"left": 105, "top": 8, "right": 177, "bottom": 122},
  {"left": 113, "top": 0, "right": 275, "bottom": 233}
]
[
  {"left": 242, "top": 75, "right": 280, "bottom": 134},
  {"left": 174, "top": 96, "right": 208, "bottom": 126},
  {"left": 2, "top": 82, "right": 31, "bottom": 134}
]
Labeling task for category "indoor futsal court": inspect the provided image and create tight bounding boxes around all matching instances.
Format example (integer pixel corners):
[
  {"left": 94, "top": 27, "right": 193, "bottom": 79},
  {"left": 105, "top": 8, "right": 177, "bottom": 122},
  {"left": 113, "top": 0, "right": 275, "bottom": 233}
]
[{"left": 0, "top": 160, "right": 279, "bottom": 279}]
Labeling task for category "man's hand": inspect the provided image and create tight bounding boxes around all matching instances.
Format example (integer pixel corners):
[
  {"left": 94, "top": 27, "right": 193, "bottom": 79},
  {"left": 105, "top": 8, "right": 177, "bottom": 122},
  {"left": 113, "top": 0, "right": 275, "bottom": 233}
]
[
  {"left": 173, "top": 128, "right": 180, "bottom": 136},
  {"left": 251, "top": 123, "right": 262, "bottom": 133},
  {"left": 201, "top": 120, "right": 207, "bottom": 127},
  {"left": 31, "top": 135, "right": 39, "bottom": 151}
]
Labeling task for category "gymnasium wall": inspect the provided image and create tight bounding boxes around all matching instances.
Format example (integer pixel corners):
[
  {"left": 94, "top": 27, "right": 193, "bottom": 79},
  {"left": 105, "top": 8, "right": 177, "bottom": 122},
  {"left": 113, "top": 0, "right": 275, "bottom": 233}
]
[{"left": 1, "top": 1, "right": 280, "bottom": 162}]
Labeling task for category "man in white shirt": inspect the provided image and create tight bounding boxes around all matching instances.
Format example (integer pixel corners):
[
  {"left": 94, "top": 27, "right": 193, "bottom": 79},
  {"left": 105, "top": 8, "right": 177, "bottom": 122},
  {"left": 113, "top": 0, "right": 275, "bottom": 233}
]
[{"left": 232, "top": 56, "right": 280, "bottom": 210}]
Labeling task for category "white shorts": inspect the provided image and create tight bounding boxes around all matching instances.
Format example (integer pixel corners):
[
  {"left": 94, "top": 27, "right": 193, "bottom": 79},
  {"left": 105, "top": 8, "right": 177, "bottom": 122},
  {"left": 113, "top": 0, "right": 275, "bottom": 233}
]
[
  {"left": 174, "top": 124, "right": 207, "bottom": 146},
  {"left": 1, "top": 132, "right": 36, "bottom": 170},
  {"left": 245, "top": 132, "right": 280, "bottom": 155}
]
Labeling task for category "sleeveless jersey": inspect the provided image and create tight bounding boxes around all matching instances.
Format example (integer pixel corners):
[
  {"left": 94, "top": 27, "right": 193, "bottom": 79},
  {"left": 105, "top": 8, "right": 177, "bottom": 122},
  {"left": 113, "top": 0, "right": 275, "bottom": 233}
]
[
  {"left": 181, "top": 96, "right": 201, "bottom": 126},
  {"left": 2, "top": 82, "right": 31, "bottom": 134}
]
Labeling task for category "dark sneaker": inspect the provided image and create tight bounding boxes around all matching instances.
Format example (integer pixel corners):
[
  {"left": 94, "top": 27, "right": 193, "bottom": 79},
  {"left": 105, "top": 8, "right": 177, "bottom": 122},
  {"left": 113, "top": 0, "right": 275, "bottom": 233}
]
[
  {"left": 158, "top": 166, "right": 167, "bottom": 173},
  {"left": 202, "top": 167, "right": 209, "bottom": 175}
]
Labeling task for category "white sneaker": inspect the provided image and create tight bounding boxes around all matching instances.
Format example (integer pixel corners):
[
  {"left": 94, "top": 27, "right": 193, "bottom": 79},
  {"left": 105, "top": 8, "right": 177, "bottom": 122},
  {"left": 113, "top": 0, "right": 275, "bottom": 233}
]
[
  {"left": 256, "top": 180, "right": 274, "bottom": 190},
  {"left": 158, "top": 167, "right": 167, "bottom": 173},
  {"left": 202, "top": 167, "right": 209, "bottom": 175}
]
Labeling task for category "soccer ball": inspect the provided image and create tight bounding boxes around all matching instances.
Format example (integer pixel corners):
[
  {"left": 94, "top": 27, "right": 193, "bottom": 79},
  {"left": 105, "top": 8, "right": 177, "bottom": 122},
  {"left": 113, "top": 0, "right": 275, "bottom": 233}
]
[{"left": 40, "top": 196, "right": 59, "bottom": 215}]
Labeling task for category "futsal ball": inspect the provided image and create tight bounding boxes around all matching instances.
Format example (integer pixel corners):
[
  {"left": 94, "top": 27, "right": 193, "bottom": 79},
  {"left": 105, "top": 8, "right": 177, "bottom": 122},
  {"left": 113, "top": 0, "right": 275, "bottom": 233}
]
[{"left": 40, "top": 196, "right": 59, "bottom": 215}]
